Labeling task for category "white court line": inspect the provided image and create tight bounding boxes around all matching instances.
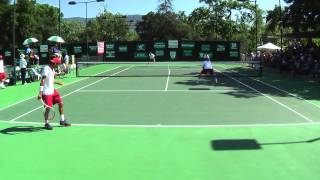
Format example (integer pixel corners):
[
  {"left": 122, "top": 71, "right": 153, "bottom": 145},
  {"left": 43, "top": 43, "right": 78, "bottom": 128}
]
[
  {"left": 0, "top": 78, "right": 85, "bottom": 111},
  {"left": 251, "top": 77, "right": 320, "bottom": 109},
  {"left": 215, "top": 68, "right": 315, "bottom": 123},
  {"left": 9, "top": 66, "right": 133, "bottom": 122},
  {"left": 165, "top": 65, "right": 171, "bottom": 91},
  {"left": 0, "top": 66, "right": 122, "bottom": 111},
  {"left": 217, "top": 64, "right": 320, "bottom": 110},
  {"left": 77, "top": 89, "right": 242, "bottom": 93},
  {"left": 0, "top": 120, "right": 318, "bottom": 128}
]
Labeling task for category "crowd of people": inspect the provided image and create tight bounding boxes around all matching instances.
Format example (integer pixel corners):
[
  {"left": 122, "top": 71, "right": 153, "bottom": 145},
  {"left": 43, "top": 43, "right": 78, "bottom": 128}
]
[
  {"left": 0, "top": 43, "right": 71, "bottom": 89},
  {"left": 255, "top": 42, "right": 320, "bottom": 80}
]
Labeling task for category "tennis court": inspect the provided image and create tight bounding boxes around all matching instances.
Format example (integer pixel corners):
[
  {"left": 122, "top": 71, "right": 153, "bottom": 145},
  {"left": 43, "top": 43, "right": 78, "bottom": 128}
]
[{"left": 1, "top": 61, "right": 320, "bottom": 180}]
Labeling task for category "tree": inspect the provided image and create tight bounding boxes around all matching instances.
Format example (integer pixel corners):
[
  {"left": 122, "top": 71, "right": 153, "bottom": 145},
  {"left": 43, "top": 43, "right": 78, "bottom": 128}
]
[
  {"left": 86, "top": 11, "right": 131, "bottom": 42},
  {"left": 15, "top": 0, "right": 37, "bottom": 44},
  {"left": 34, "top": 3, "right": 60, "bottom": 43},
  {"left": 283, "top": 0, "right": 320, "bottom": 32},
  {"left": 61, "top": 20, "right": 85, "bottom": 43},
  {"left": 193, "top": 0, "right": 264, "bottom": 52},
  {"left": 0, "top": 1, "right": 61, "bottom": 51},
  {"left": 0, "top": 0, "right": 11, "bottom": 49},
  {"left": 157, "top": 0, "right": 173, "bottom": 14},
  {"left": 136, "top": 0, "right": 194, "bottom": 40},
  {"left": 136, "top": 12, "right": 194, "bottom": 40}
]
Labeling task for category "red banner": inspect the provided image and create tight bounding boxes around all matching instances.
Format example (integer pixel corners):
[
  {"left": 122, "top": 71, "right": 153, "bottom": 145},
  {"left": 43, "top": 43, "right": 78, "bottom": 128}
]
[{"left": 97, "top": 41, "right": 104, "bottom": 55}]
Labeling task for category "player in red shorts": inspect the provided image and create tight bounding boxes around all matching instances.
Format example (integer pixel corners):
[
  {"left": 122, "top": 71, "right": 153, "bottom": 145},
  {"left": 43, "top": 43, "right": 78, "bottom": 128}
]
[
  {"left": 0, "top": 55, "right": 6, "bottom": 89},
  {"left": 37, "top": 57, "right": 71, "bottom": 130}
]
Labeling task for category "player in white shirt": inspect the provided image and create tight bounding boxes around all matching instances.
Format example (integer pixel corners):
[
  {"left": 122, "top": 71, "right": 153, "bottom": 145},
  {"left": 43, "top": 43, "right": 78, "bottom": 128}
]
[
  {"left": 37, "top": 57, "right": 71, "bottom": 130},
  {"left": 0, "top": 55, "right": 7, "bottom": 89},
  {"left": 149, "top": 52, "right": 156, "bottom": 62},
  {"left": 200, "top": 54, "right": 218, "bottom": 83}
]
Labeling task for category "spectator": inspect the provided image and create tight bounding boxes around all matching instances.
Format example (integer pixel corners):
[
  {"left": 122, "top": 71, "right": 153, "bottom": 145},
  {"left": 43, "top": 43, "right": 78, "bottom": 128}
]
[
  {"left": 25, "top": 45, "right": 31, "bottom": 55},
  {"left": 50, "top": 43, "right": 61, "bottom": 59},
  {"left": 0, "top": 55, "right": 6, "bottom": 89},
  {"left": 34, "top": 54, "right": 40, "bottom": 65},
  {"left": 28, "top": 49, "right": 36, "bottom": 66},
  {"left": 19, "top": 54, "right": 28, "bottom": 85}
]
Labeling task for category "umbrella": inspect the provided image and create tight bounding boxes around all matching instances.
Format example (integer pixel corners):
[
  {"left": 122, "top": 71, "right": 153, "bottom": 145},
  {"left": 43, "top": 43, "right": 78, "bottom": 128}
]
[
  {"left": 47, "top": 36, "right": 65, "bottom": 43},
  {"left": 257, "top": 42, "right": 281, "bottom": 50},
  {"left": 23, "top": 37, "right": 39, "bottom": 46}
]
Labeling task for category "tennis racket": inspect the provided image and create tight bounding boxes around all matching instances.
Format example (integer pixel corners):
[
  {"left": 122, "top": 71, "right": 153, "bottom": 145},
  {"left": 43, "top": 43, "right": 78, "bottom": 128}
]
[{"left": 40, "top": 98, "right": 55, "bottom": 120}]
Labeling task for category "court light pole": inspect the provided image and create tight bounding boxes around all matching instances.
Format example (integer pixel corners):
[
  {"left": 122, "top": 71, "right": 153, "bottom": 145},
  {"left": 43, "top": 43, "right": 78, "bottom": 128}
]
[
  {"left": 68, "top": 0, "right": 105, "bottom": 61},
  {"left": 59, "top": 0, "right": 61, "bottom": 37},
  {"left": 279, "top": 0, "right": 283, "bottom": 52},
  {"left": 12, "top": 0, "right": 17, "bottom": 84}
]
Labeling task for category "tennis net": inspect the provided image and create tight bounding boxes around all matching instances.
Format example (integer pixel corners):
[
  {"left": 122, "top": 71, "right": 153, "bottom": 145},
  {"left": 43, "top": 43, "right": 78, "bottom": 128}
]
[{"left": 76, "top": 61, "right": 262, "bottom": 77}]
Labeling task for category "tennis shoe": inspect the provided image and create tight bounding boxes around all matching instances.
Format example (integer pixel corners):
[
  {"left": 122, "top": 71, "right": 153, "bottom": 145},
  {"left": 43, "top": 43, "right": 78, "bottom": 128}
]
[
  {"left": 44, "top": 123, "right": 53, "bottom": 130},
  {"left": 60, "top": 120, "right": 71, "bottom": 127}
]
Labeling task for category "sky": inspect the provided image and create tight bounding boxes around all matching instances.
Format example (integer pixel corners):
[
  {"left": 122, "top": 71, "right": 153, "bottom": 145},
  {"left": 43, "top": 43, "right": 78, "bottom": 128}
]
[{"left": 35, "top": 0, "right": 287, "bottom": 18}]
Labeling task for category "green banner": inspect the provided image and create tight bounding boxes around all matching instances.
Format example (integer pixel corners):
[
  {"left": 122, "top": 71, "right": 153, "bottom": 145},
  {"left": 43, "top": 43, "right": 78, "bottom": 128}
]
[
  {"left": 106, "top": 43, "right": 115, "bottom": 50},
  {"left": 89, "top": 45, "right": 97, "bottom": 53},
  {"left": 105, "top": 51, "right": 115, "bottom": 58},
  {"left": 118, "top": 45, "right": 128, "bottom": 53},
  {"left": 154, "top": 42, "right": 166, "bottom": 49},
  {"left": 40, "top": 45, "right": 48, "bottom": 53},
  {"left": 181, "top": 42, "right": 195, "bottom": 49},
  {"left": 230, "top": 42, "right": 238, "bottom": 50},
  {"left": 155, "top": 50, "right": 165, "bottom": 56},
  {"left": 169, "top": 51, "right": 177, "bottom": 60},
  {"left": 201, "top": 44, "right": 211, "bottom": 51},
  {"left": 229, "top": 51, "right": 239, "bottom": 57},
  {"left": 74, "top": 46, "right": 82, "bottom": 53},
  {"left": 136, "top": 43, "right": 146, "bottom": 51},
  {"left": 134, "top": 52, "right": 148, "bottom": 59},
  {"left": 182, "top": 50, "right": 193, "bottom": 57},
  {"left": 168, "top": 40, "right": 178, "bottom": 49},
  {"left": 216, "top": 44, "right": 226, "bottom": 52},
  {"left": 4, "top": 51, "right": 11, "bottom": 57}
]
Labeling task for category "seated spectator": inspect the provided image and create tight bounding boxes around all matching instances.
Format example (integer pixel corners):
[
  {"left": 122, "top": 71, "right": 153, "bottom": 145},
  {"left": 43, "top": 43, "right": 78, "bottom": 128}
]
[
  {"left": 50, "top": 43, "right": 62, "bottom": 60},
  {"left": 0, "top": 55, "right": 6, "bottom": 89}
]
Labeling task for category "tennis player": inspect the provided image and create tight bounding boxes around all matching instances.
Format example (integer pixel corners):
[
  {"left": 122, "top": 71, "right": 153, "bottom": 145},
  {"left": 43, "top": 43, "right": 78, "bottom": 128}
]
[
  {"left": 149, "top": 52, "right": 156, "bottom": 62},
  {"left": 37, "top": 56, "right": 71, "bottom": 130},
  {"left": 200, "top": 54, "right": 218, "bottom": 83},
  {"left": 0, "top": 55, "right": 6, "bottom": 89}
]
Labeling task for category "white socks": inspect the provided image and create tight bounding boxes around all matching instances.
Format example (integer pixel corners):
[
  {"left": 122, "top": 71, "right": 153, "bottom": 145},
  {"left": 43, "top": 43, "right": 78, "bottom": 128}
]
[{"left": 60, "top": 114, "right": 65, "bottom": 122}]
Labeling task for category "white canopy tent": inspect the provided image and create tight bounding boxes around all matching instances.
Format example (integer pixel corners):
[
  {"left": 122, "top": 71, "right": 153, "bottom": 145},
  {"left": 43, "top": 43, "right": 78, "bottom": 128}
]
[{"left": 257, "top": 42, "right": 281, "bottom": 50}]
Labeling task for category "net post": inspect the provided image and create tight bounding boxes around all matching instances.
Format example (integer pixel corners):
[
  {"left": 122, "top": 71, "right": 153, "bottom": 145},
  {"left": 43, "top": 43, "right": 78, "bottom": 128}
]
[{"left": 76, "top": 62, "right": 79, "bottom": 77}]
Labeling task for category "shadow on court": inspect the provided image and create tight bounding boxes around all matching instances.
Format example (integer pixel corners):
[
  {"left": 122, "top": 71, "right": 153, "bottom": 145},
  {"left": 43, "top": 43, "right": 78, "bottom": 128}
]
[
  {"left": 175, "top": 72, "right": 320, "bottom": 100},
  {"left": 211, "top": 137, "right": 320, "bottom": 151},
  {"left": 0, "top": 126, "right": 45, "bottom": 135},
  {"left": 175, "top": 76, "right": 261, "bottom": 99}
]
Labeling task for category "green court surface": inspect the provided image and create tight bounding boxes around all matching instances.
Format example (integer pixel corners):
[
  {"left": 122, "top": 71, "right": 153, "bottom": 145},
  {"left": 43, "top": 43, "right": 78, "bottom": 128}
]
[{"left": 1, "top": 62, "right": 320, "bottom": 180}]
